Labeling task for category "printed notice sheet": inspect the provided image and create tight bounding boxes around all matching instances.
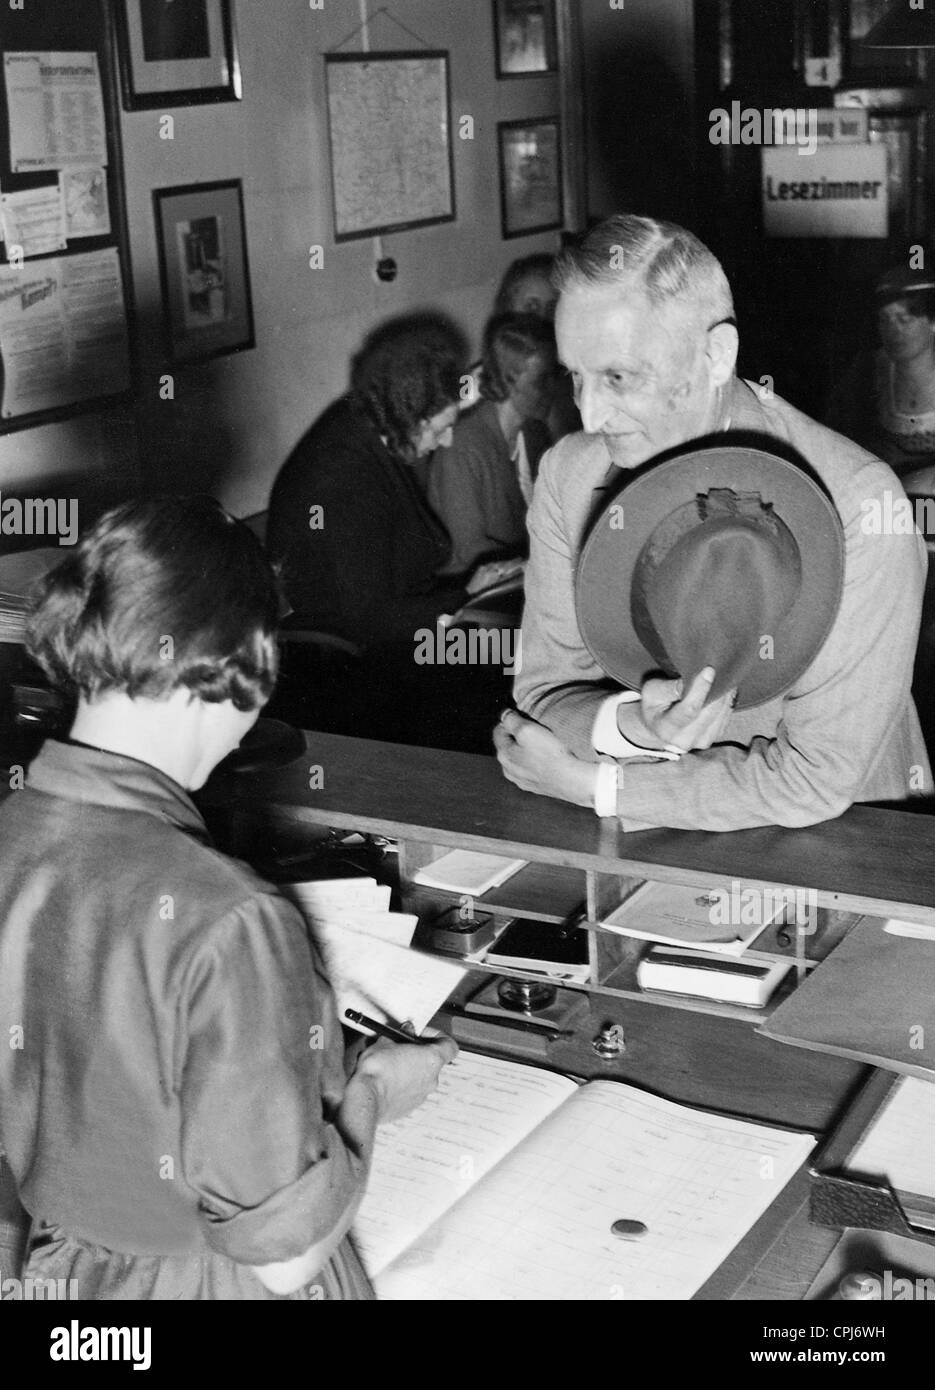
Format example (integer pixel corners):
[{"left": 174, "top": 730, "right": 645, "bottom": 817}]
[
  {"left": 62, "top": 167, "right": 110, "bottom": 240},
  {"left": 4, "top": 52, "right": 107, "bottom": 173},
  {"left": 0, "top": 183, "right": 67, "bottom": 258},
  {"left": 0, "top": 247, "right": 130, "bottom": 418}
]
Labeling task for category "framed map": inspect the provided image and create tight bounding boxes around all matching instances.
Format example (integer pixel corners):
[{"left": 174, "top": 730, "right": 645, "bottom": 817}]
[{"left": 325, "top": 51, "right": 455, "bottom": 242}]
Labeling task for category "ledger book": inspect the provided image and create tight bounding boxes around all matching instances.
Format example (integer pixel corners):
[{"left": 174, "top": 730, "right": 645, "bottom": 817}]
[{"left": 352, "top": 1050, "right": 814, "bottom": 1300}]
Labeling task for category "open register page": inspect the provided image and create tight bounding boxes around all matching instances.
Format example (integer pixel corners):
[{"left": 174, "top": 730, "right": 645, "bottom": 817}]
[{"left": 352, "top": 1050, "right": 815, "bottom": 1300}]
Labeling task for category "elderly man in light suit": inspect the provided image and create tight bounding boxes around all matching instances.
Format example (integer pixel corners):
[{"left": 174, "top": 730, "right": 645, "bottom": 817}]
[{"left": 495, "top": 214, "right": 932, "bottom": 830}]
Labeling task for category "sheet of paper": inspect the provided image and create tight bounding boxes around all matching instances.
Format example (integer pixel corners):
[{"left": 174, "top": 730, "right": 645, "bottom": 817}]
[
  {"left": 5, "top": 52, "right": 107, "bottom": 173},
  {"left": 62, "top": 167, "right": 110, "bottom": 239},
  {"left": 61, "top": 248, "right": 130, "bottom": 400},
  {"left": 311, "top": 921, "right": 465, "bottom": 1035},
  {"left": 318, "top": 910, "right": 416, "bottom": 948},
  {"left": 0, "top": 247, "right": 130, "bottom": 418},
  {"left": 1, "top": 183, "right": 67, "bottom": 257},
  {"left": 354, "top": 1051, "right": 577, "bottom": 1278},
  {"left": 285, "top": 878, "right": 391, "bottom": 914},
  {"left": 847, "top": 1076, "right": 935, "bottom": 1202},
  {"left": 374, "top": 1079, "right": 814, "bottom": 1300}
]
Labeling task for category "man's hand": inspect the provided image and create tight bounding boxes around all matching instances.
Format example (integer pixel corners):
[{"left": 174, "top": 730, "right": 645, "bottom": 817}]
[
  {"left": 640, "top": 666, "right": 736, "bottom": 752},
  {"left": 494, "top": 709, "right": 597, "bottom": 806},
  {"left": 465, "top": 557, "right": 525, "bottom": 596}
]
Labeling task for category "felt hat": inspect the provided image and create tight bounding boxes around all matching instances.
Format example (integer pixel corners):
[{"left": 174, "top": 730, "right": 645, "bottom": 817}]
[{"left": 574, "top": 444, "right": 846, "bottom": 710}]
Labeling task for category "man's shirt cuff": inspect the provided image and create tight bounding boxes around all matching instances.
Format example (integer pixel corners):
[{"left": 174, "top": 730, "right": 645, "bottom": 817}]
[{"left": 593, "top": 761, "right": 619, "bottom": 817}]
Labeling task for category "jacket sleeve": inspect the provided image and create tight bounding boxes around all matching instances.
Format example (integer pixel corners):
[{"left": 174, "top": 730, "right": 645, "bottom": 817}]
[
  {"left": 513, "top": 445, "right": 620, "bottom": 759},
  {"left": 178, "top": 894, "right": 369, "bottom": 1266}
]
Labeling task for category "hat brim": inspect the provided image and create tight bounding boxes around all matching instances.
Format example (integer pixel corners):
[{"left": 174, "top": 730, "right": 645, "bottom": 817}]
[{"left": 574, "top": 444, "right": 845, "bottom": 711}]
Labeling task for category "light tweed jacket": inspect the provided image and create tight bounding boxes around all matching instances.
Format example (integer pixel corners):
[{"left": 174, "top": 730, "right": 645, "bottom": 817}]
[{"left": 515, "top": 377, "right": 933, "bottom": 830}]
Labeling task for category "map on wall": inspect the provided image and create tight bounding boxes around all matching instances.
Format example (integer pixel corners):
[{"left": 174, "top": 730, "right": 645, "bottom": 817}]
[{"left": 325, "top": 52, "right": 455, "bottom": 241}]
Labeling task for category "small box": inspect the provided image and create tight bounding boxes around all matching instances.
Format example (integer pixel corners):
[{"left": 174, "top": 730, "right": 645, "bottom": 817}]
[{"left": 413, "top": 907, "right": 500, "bottom": 958}]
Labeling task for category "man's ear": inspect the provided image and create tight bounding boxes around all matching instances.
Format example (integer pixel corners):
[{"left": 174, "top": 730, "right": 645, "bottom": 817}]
[{"left": 706, "top": 320, "right": 739, "bottom": 388}]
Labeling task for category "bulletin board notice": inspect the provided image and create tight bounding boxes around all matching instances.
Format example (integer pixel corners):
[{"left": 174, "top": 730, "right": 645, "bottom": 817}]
[{"left": 0, "top": 2, "right": 132, "bottom": 432}]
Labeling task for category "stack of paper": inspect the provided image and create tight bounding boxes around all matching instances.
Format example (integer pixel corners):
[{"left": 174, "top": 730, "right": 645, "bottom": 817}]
[
  {"left": 283, "top": 877, "right": 466, "bottom": 1036},
  {"left": 413, "top": 851, "right": 527, "bottom": 896}
]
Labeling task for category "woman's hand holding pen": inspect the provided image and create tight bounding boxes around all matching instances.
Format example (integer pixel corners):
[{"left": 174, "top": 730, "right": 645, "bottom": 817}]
[{"left": 354, "top": 1026, "right": 459, "bottom": 1125}]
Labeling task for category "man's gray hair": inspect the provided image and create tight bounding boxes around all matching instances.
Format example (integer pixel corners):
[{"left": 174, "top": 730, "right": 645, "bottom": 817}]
[{"left": 555, "top": 215, "right": 735, "bottom": 327}]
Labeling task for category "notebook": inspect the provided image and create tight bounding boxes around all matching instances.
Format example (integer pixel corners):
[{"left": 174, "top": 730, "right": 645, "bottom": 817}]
[{"left": 352, "top": 1050, "right": 815, "bottom": 1300}]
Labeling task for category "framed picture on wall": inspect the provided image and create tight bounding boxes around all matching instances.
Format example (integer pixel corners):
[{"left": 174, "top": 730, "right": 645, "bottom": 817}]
[
  {"left": 325, "top": 51, "right": 455, "bottom": 241},
  {"left": 493, "top": 0, "right": 558, "bottom": 77},
  {"left": 498, "top": 117, "right": 563, "bottom": 238},
  {"left": 114, "top": 0, "right": 243, "bottom": 109},
  {"left": 153, "top": 180, "right": 254, "bottom": 364}
]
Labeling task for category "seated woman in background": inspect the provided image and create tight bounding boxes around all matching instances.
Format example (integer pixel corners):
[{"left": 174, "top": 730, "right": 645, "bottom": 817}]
[
  {"left": 429, "top": 312, "right": 559, "bottom": 574},
  {"left": 493, "top": 252, "right": 559, "bottom": 320},
  {"left": 489, "top": 253, "right": 578, "bottom": 439},
  {"left": 267, "top": 314, "right": 511, "bottom": 747},
  {"left": 0, "top": 497, "right": 456, "bottom": 1300},
  {"left": 826, "top": 265, "right": 935, "bottom": 478}
]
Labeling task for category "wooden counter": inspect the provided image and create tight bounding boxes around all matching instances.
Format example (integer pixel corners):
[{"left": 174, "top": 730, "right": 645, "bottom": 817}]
[{"left": 202, "top": 729, "right": 935, "bottom": 1299}]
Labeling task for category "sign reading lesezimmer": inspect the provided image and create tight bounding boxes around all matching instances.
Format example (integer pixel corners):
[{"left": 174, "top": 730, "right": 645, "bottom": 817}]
[{"left": 762, "top": 144, "right": 888, "bottom": 238}]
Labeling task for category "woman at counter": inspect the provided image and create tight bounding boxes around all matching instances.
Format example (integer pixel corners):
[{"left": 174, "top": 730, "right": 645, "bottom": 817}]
[{"left": 0, "top": 497, "right": 456, "bottom": 1300}]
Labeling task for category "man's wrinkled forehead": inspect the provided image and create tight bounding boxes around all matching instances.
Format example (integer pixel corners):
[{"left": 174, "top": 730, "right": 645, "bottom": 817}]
[{"left": 556, "top": 283, "right": 699, "bottom": 366}]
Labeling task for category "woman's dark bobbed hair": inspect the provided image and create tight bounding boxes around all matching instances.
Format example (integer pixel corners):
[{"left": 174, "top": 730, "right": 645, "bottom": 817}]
[
  {"left": 27, "top": 495, "right": 280, "bottom": 712},
  {"left": 350, "top": 312, "right": 467, "bottom": 460}
]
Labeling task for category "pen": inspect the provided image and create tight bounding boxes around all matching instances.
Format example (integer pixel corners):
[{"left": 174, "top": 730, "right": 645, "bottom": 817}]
[{"left": 344, "top": 1008, "right": 440, "bottom": 1044}]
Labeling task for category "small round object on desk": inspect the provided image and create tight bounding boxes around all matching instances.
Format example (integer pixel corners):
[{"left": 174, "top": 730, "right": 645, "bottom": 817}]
[{"left": 611, "top": 1219, "right": 648, "bottom": 1241}]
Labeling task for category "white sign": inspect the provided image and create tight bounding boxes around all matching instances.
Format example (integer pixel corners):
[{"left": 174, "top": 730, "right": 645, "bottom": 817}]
[
  {"left": 814, "top": 109, "right": 868, "bottom": 144},
  {"left": 762, "top": 144, "right": 888, "bottom": 238}
]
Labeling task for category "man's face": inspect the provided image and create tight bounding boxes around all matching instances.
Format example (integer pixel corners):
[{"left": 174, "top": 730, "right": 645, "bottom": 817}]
[{"left": 556, "top": 284, "right": 721, "bottom": 469}]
